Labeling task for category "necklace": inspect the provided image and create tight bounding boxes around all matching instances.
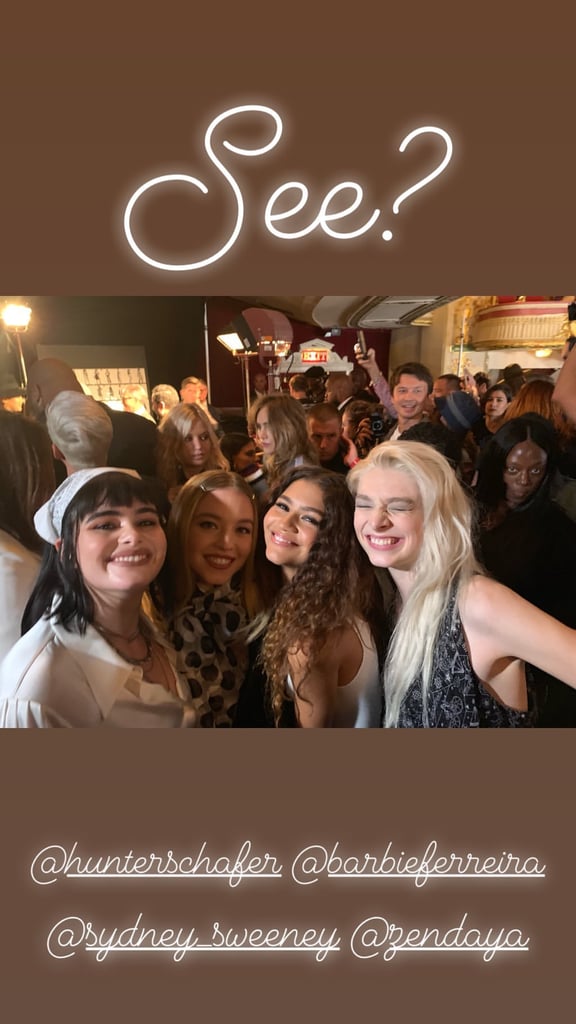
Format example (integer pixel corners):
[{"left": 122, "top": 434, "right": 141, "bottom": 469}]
[
  {"left": 94, "top": 621, "right": 142, "bottom": 643},
  {"left": 94, "top": 621, "right": 154, "bottom": 667}
]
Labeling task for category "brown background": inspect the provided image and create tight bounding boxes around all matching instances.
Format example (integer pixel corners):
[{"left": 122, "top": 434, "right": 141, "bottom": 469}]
[{"left": 1, "top": 2, "right": 575, "bottom": 1019}]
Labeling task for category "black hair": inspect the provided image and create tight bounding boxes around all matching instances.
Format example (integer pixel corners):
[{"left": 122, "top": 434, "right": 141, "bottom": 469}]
[
  {"left": 485, "top": 382, "right": 513, "bottom": 404},
  {"left": 474, "top": 413, "right": 559, "bottom": 511},
  {"left": 22, "top": 472, "right": 167, "bottom": 635},
  {"left": 390, "top": 362, "right": 434, "bottom": 394},
  {"left": 399, "top": 421, "right": 463, "bottom": 470}
]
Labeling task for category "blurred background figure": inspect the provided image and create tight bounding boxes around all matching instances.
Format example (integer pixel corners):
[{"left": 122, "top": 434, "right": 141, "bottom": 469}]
[
  {"left": 150, "top": 384, "right": 180, "bottom": 423},
  {"left": 46, "top": 391, "right": 113, "bottom": 475},
  {"left": 180, "top": 376, "right": 220, "bottom": 427},
  {"left": 250, "top": 371, "right": 268, "bottom": 403},
  {"left": 288, "top": 374, "right": 309, "bottom": 402},
  {"left": 473, "top": 383, "right": 513, "bottom": 450},
  {"left": 303, "top": 366, "right": 327, "bottom": 404},
  {"left": 25, "top": 358, "right": 158, "bottom": 477},
  {"left": 325, "top": 371, "right": 357, "bottom": 411},
  {"left": 474, "top": 372, "right": 491, "bottom": 402},
  {"left": 0, "top": 411, "right": 56, "bottom": 661},
  {"left": 432, "top": 373, "right": 462, "bottom": 408},
  {"left": 0, "top": 372, "right": 26, "bottom": 413},
  {"left": 306, "top": 403, "right": 349, "bottom": 474},
  {"left": 498, "top": 362, "right": 526, "bottom": 397},
  {"left": 120, "top": 383, "right": 155, "bottom": 421},
  {"left": 247, "top": 394, "right": 318, "bottom": 498},
  {"left": 219, "top": 433, "right": 259, "bottom": 474},
  {"left": 157, "top": 403, "right": 228, "bottom": 502}
]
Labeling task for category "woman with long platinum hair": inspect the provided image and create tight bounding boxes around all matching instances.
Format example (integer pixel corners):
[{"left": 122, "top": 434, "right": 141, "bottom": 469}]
[{"left": 349, "top": 441, "right": 576, "bottom": 727}]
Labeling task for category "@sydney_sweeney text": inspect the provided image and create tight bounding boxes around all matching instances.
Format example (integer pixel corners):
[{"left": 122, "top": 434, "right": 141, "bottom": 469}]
[{"left": 29, "top": 837, "right": 544, "bottom": 967}]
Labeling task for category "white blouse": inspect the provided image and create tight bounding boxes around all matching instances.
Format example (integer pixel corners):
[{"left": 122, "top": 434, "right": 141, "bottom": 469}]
[{"left": 0, "top": 614, "right": 197, "bottom": 728}]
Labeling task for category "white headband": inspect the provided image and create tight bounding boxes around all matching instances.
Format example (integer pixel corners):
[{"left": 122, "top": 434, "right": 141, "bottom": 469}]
[{"left": 34, "top": 467, "right": 140, "bottom": 544}]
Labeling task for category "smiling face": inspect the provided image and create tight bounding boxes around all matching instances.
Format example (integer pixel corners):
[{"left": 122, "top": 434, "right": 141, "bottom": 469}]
[
  {"left": 75, "top": 501, "right": 167, "bottom": 600},
  {"left": 255, "top": 409, "right": 276, "bottom": 455},
  {"left": 392, "top": 374, "right": 429, "bottom": 429},
  {"left": 179, "top": 420, "right": 212, "bottom": 476},
  {"left": 263, "top": 478, "right": 325, "bottom": 581},
  {"left": 353, "top": 466, "right": 424, "bottom": 577},
  {"left": 504, "top": 439, "right": 547, "bottom": 509},
  {"left": 186, "top": 488, "right": 255, "bottom": 587}
]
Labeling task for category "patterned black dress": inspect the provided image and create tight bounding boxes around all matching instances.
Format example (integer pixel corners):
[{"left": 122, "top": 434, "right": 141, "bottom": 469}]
[
  {"left": 171, "top": 583, "right": 249, "bottom": 728},
  {"left": 397, "top": 589, "right": 530, "bottom": 728}
]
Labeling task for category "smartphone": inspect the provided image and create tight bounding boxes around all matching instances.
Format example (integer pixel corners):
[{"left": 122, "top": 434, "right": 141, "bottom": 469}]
[{"left": 354, "top": 330, "right": 367, "bottom": 357}]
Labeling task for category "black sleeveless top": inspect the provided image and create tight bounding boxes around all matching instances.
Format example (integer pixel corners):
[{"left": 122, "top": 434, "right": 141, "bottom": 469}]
[{"left": 396, "top": 589, "right": 530, "bottom": 728}]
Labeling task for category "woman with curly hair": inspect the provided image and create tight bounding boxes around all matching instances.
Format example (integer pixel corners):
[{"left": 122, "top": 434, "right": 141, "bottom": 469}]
[
  {"left": 255, "top": 465, "right": 386, "bottom": 728},
  {"left": 247, "top": 394, "right": 318, "bottom": 498},
  {"left": 350, "top": 440, "right": 576, "bottom": 728},
  {"left": 165, "top": 470, "right": 262, "bottom": 727},
  {"left": 157, "top": 403, "right": 228, "bottom": 502}
]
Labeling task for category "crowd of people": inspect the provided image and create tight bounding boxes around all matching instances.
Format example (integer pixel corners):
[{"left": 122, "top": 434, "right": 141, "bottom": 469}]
[{"left": 1, "top": 345, "right": 575, "bottom": 728}]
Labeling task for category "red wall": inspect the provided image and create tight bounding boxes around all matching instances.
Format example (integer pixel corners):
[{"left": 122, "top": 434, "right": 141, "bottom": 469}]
[{"left": 205, "top": 298, "right": 391, "bottom": 407}]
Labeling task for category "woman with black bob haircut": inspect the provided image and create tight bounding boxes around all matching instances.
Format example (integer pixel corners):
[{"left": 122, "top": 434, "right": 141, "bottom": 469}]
[
  {"left": 238, "top": 465, "right": 387, "bottom": 727},
  {"left": 474, "top": 413, "right": 576, "bottom": 725},
  {"left": 0, "top": 468, "right": 196, "bottom": 728}
]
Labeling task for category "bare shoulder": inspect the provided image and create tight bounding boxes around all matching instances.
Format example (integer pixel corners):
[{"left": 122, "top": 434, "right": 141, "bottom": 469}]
[{"left": 458, "top": 575, "right": 520, "bottom": 632}]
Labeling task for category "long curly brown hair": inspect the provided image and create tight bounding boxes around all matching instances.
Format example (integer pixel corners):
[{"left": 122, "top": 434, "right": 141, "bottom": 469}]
[{"left": 260, "top": 465, "right": 387, "bottom": 725}]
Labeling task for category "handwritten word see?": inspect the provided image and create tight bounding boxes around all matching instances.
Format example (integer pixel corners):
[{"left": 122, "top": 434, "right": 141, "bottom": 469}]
[{"left": 123, "top": 104, "right": 454, "bottom": 272}]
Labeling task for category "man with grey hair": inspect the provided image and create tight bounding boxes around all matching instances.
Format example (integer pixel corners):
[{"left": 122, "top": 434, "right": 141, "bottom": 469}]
[
  {"left": 46, "top": 391, "right": 113, "bottom": 475},
  {"left": 25, "top": 358, "right": 158, "bottom": 477},
  {"left": 151, "top": 384, "right": 179, "bottom": 422}
]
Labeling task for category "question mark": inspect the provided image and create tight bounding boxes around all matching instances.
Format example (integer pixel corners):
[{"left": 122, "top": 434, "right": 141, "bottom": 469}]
[{"left": 382, "top": 126, "right": 453, "bottom": 241}]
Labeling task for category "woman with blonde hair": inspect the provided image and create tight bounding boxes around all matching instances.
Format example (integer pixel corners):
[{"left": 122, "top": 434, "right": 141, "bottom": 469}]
[
  {"left": 166, "top": 470, "right": 261, "bottom": 727},
  {"left": 247, "top": 393, "right": 318, "bottom": 496},
  {"left": 157, "top": 403, "right": 228, "bottom": 502},
  {"left": 349, "top": 441, "right": 576, "bottom": 727}
]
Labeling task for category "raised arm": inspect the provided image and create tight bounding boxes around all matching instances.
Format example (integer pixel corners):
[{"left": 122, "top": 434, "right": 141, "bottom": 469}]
[
  {"left": 553, "top": 342, "right": 576, "bottom": 424},
  {"left": 356, "top": 349, "right": 397, "bottom": 419}
]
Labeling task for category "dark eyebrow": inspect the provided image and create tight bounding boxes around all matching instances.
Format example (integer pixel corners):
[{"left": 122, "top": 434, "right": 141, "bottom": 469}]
[
  {"left": 85, "top": 505, "right": 158, "bottom": 523},
  {"left": 277, "top": 494, "right": 324, "bottom": 516}
]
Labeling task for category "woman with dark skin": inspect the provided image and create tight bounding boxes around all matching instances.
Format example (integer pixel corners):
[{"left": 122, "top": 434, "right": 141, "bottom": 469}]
[
  {"left": 236, "top": 466, "right": 386, "bottom": 728},
  {"left": 474, "top": 414, "right": 576, "bottom": 725}
]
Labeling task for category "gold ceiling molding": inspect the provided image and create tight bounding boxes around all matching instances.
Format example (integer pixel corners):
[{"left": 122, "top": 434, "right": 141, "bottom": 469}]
[{"left": 470, "top": 301, "right": 569, "bottom": 351}]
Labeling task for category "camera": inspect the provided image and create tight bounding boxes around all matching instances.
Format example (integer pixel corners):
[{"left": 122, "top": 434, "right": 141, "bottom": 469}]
[{"left": 369, "top": 410, "right": 386, "bottom": 441}]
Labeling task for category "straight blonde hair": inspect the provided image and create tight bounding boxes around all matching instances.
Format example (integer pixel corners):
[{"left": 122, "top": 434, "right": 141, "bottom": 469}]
[{"left": 348, "top": 441, "right": 482, "bottom": 726}]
